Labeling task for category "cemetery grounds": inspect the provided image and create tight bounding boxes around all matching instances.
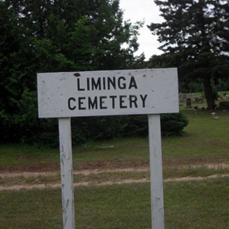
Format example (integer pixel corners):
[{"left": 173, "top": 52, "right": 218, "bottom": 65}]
[{"left": 0, "top": 92, "right": 229, "bottom": 228}]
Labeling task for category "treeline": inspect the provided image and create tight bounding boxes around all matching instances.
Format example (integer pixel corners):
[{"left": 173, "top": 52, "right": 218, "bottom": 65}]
[
  {"left": 148, "top": 0, "right": 229, "bottom": 109},
  {"left": 0, "top": 0, "right": 188, "bottom": 146}
]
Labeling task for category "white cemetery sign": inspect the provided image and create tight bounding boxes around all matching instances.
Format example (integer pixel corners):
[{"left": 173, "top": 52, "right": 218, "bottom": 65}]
[{"left": 37, "top": 68, "right": 179, "bottom": 229}]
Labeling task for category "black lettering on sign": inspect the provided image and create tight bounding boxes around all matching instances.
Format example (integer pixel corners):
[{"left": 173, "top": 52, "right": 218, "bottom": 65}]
[
  {"left": 77, "top": 78, "right": 85, "bottom": 91},
  {"left": 100, "top": 96, "right": 107, "bottom": 109},
  {"left": 129, "top": 77, "right": 138, "bottom": 89},
  {"left": 68, "top": 97, "right": 76, "bottom": 110},
  {"left": 91, "top": 78, "right": 101, "bottom": 90},
  {"left": 118, "top": 77, "right": 126, "bottom": 89},
  {"left": 78, "top": 97, "right": 86, "bottom": 110},
  {"left": 120, "top": 95, "right": 127, "bottom": 109},
  {"left": 140, "top": 94, "right": 148, "bottom": 107},
  {"left": 88, "top": 97, "right": 98, "bottom": 110},
  {"left": 87, "top": 77, "right": 90, "bottom": 91},
  {"left": 109, "top": 95, "right": 117, "bottom": 108},
  {"left": 102, "top": 77, "right": 106, "bottom": 90},
  {"left": 107, "top": 77, "right": 116, "bottom": 90},
  {"left": 76, "top": 75, "right": 139, "bottom": 92},
  {"left": 129, "top": 95, "right": 138, "bottom": 108}
]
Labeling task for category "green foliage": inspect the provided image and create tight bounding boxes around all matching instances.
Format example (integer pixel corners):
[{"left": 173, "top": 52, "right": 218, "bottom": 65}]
[
  {"left": 0, "top": 0, "right": 188, "bottom": 146},
  {"left": 123, "top": 113, "right": 188, "bottom": 138},
  {"left": 161, "top": 113, "right": 188, "bottom": 137},
  {"left": 122, "top": 115, "right": 148, "bottom": 137},
  {"left": 0, "top": 0, "right": 146, "bottom": 145},
  {"left": 35, "top": 113, "right": 188, "bottom": 147},
  {"left": 148, "top": 0, "right": 229, "bottom": 110},
  {"left": 70, "top": 115, "right": 146, "bottom": 146},
  {"left": 70, "top": 113, "right": 189, "bottom": 146}
]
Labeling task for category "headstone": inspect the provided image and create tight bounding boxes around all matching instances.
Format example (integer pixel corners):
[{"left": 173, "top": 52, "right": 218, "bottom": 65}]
[
  {"left": 186, "top": 98, "right": 192, "bottom": 108},
  {"left": 194, "top": 97, "right": 203, "bottom": 103},
  {"left": 194, "top": 97, "right": 199, "bottom": 102},
  {"left": 198, "top": 98, "right": 203, "bottom": 103},
  {"left": 219, "top": 101, "right": 229, "bottom": 110}
]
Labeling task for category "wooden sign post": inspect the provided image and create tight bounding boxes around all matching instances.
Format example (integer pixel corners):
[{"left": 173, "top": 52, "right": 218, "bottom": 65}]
[
  {"left": 148, "top": 115, "right": 164, "bottom": 228},
  {"left": 37, "top": 68, "right": 179, "bottom": 229},
  {"left": 58, "top": 117, "right": 75, "bottom": 229}
]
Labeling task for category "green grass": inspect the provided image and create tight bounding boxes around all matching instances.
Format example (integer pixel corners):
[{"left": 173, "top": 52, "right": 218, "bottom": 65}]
[
  {"left": 0, "top": 178, "right": 229, "bottom": 229},
  {"left": 162, "top": 110, "right": 229, "bottom": 165},
  {"left": 0, "top": 106, "right": 229, "bottom": 228},
  {"left": 0, "top": 109, "right": 229, "bottom": 169},
  {"left": 164, "top": 177, "right": 229, "bottom": 229},
  {"left": 0, "top": 144, "right": 59, "bottom": 167}
]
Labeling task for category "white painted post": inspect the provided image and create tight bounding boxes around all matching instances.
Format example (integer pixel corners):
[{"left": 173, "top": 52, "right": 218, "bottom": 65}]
[
  {"left": 37, "top": 69, "right": 178, "bottom": 229},
  {"left": 58, "top": 118, "right": 75, "bottom": 229},
  {"left": 148, "top": 114, "right": 164, "bottom": 229}
]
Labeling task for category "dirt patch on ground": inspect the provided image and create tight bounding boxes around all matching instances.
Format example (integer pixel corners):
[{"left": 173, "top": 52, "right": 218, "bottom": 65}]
[
  {"left": 0, "top": 163, "right": 229, "bottom": 191},
  {"left": 1, "top": 153, "right": 229, "bottom": 174},
  {"left": 0, "top": 163, "right": 60, "bottom": 173},
  {"left": 0, "top": 159, "right": 150, "bottom": 173},
  {"left": 1, "top": 163, "right": 229, "bottom": 178},
  {"left": 0, "top": 167, "right": 148, "bottom": 178},
  {"left": 1, "top": 173, "right": 229, "bottom": 191}
]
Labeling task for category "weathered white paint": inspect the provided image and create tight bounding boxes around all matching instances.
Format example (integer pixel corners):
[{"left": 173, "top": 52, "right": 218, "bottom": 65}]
[
  {"left": 148, "top": 114, "right": 164, "bottom": 229},
  {"left": 37, "top": 68, "right": 178, "bottom": 118},
  {"left": 58, "top": 118, "right": 75, "bottom": 229},
  {"left": 37, "top": 68, "right": 179, "bottom": 229}
]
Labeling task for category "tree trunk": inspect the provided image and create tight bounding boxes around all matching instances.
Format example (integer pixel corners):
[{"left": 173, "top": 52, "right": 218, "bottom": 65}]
[{"left": 203, "top": 75, "right": 215, "bottom": 110}]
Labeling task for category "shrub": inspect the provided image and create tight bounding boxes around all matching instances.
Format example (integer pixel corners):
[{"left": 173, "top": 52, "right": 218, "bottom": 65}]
[
  {"left": 160, "top": 113, "right": 188, "bottom": 136},
  {"left": 121, "top": 113, "right": 188, "bottom": 138},
  {"left": 0, "top": 112, "right": 188, "bottom": 147},
  {"left": 81, "top": 113, "right": 188, "bottom": 140}
]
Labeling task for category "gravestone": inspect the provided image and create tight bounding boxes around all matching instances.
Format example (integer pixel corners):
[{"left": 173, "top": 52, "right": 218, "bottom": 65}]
[
  {"left": 194, "top": 97, "right": 203, "bottom": 103},
  {"left": 198, "top": 98, "right": 203, "bottom": 103},
  {"left": 186, "top": 98, "right": 192, "bottom": 108},
  {"left": 219, "top": 101, "right": 229, "bottom": 110}
]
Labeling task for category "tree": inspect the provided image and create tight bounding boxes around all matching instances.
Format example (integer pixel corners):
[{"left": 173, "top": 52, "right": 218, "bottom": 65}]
[
  {"left": 149, "top": 0, "right": 229, "bottom": 109},
  {"left": 0, "top": 0, "right": 144, "bottom": 144},
  {"left": 4, "top": 0, "right": 144, "bottom": 71}
]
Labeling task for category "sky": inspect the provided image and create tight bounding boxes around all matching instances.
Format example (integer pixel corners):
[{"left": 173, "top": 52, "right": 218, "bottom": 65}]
[{"left": 119, "top": 0, "right": 163, "bottom": 60}]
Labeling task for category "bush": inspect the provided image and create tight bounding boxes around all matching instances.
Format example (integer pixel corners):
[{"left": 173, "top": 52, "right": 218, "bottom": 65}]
[
  {"left": 160, "top": 113, "right": 188, "bottom": 136},
  {"left": 120, "top": 113, "right": 188, "bottom": 138},
  {"left": 77, "top": 113, "right": 188, "bottom": 140},
  {"left": 0, "top": 112, "right": 188, "bottom": 147}
]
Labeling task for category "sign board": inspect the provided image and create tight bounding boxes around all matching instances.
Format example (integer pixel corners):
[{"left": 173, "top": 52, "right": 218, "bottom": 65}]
[
  {"left": 37, "top": 68, "right": 179, "bottom": 229},
  {"left": 37, "top": 68, "right": 178, "bottom": 118}
]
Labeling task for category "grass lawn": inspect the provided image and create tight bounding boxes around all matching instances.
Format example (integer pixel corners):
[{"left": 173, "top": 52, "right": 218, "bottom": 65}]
[
  {"left": 0, "top": 177, "right": 229, "bottom": 229},
  {"left": 162, "top": 109, "right": 229, "bottom": 165},
  {"left": 0, "top": 106, "right": 229, "bottom": 228},
  {"left": 0, "top": 109, "right": 228, "bottom": 169}
]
